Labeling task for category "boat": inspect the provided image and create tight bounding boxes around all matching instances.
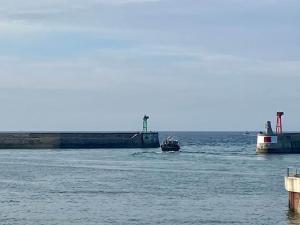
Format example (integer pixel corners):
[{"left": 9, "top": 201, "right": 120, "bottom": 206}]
[{"left": 161, "top": 137, "right": 180, "bottom": 152}]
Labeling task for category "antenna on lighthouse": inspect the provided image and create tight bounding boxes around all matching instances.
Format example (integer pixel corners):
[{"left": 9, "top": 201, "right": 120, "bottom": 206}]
[{"left": 276, "top": 112, "right": 284, "bottom": 134}]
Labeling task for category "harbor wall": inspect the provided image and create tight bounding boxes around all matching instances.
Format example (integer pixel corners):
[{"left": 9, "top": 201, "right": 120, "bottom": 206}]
[
  {"left": 0, "top": 132, "right": 160, "bottom": 149},
  {"left": 285, "top": 176, "right": 300, "bottom": 213},
  {"left": 256, "top": 133, "right": 300, "bottom": 154}
]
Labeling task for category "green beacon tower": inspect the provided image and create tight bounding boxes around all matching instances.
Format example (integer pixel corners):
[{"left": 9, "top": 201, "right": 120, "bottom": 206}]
[{"left": 143, "top": 115, "right": 149, "bottom": 132}]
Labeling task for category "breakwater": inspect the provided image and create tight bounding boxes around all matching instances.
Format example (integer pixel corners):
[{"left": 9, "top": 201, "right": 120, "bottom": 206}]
[
  {"left": 0, "top": 132, "right": 160, "bottom": 149},
  {"left": 257, "top": 132, "right": 300, "bottom": 153},
  {"left": 285, "top": 168, "right": 300, "bottom": 214},
  {"left": 256, "top": 113, "right": 300, "bottom": 153}
]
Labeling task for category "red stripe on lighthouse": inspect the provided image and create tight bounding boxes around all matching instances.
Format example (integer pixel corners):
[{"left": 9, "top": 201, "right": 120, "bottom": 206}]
[{"left": 264, "top": 136, "right": 272, "bottom": 143}]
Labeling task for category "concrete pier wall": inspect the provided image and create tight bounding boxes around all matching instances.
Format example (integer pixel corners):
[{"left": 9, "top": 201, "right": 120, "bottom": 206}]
[
  {"left": 285, "top": 176, "right": 300, "bottom": 213},
  {"left": 0, "top": 132, "right": 160, "bottom": 149},
  {"left": 257, "top": 133, "right": 300, "bottom": 153}
]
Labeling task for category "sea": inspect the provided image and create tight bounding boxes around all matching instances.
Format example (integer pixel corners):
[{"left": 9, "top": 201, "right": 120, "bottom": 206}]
[{"left": 0, "top": 132, "right": 300, "bottom": 225}]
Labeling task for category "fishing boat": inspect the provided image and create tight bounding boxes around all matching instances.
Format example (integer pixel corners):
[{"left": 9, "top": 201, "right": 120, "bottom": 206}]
[{"left": 161, "top": 137, "right": 180, "bottom": 152}]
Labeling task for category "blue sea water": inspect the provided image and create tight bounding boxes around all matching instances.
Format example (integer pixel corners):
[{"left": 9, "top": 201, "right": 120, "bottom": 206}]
[{"left": 0, "top": 132, "right": 300, "bottom": 225}]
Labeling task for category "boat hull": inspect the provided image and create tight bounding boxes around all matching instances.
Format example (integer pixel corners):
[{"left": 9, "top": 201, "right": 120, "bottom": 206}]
[{"left": 161, "top": 146, "right": 180, "bottom": 152}]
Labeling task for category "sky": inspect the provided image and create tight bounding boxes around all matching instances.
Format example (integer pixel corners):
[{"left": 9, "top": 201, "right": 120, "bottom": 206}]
[{"left": 0, "top": 0, "right": 300, "bottom": 131}]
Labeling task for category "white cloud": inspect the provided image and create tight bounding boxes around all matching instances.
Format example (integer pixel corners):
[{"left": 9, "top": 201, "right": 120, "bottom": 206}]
[
  {"left": 0, "top": 0, "right": 299, "bottom": 130},
  {"left": 0, "top": 45, "right": 299, "bottom": 92},
  {"left": 0, "top": 0, "right": 161, "bottom": 17}
]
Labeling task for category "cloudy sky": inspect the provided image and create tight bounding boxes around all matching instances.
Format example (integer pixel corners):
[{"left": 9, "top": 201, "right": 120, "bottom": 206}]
[{"left": 0, "top": 0, "right": 299, "bottom": 131}]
